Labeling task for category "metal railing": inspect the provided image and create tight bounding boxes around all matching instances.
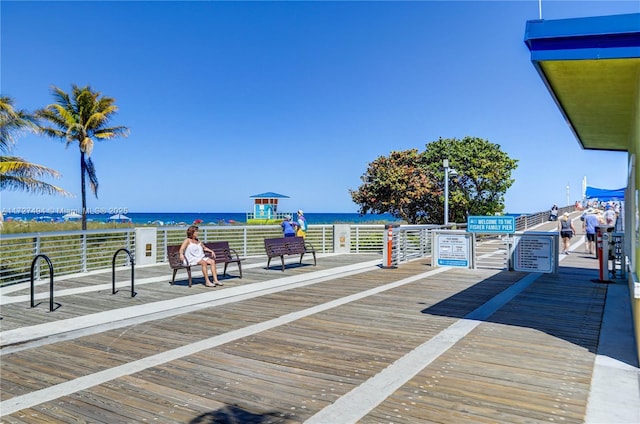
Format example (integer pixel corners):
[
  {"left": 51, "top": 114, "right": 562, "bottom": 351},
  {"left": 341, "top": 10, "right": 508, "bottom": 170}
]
[
  {"left": 0, "top": 209, "right": 564, "bottom": 287},
  {"left": 0, "top": 224, "right": 385, "bottom": 287},
  {"left": 2, "top": 228, "right": 135, "bottom": 285},
  {"left": 514, "top": 206, "right": 574, "bottom": 231}
]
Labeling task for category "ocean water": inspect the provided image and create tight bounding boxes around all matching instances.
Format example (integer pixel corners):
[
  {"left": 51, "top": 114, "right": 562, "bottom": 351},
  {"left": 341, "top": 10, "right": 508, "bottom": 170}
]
[{"left": 5, "top": 212, "right": 402, "bottom": 225}]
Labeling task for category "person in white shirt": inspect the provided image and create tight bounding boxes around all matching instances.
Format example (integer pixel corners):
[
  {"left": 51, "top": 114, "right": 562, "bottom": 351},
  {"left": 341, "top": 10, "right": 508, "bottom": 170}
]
[{"left": 179, "top": 226, "right": 222, "bottom": 287}]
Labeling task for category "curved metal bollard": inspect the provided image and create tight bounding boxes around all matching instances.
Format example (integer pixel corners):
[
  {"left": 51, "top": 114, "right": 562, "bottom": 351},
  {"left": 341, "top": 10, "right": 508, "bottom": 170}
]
[
  {"left": 30, "top": 254, "right": 60, "bottom": 312},
  {"left": 112, "top": 248, "right": 136, "bottom": 297}
]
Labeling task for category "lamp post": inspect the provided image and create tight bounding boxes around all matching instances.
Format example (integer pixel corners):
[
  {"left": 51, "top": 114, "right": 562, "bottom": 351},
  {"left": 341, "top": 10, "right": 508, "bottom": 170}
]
[{"left": 443, "top": 159, "right": 458, "bottom": 226}]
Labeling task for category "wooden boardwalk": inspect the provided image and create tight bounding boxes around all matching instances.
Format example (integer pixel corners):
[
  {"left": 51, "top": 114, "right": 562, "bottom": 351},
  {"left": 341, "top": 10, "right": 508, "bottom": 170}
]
[{"left": 1, "top": 227, "right": 638, "bottom": 423}]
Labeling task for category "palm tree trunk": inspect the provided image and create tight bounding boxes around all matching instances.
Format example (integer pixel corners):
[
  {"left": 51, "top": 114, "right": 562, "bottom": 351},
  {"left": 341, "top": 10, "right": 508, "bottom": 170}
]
[{"left": 80, "top": 150, "right": 87, "bottom": 231}]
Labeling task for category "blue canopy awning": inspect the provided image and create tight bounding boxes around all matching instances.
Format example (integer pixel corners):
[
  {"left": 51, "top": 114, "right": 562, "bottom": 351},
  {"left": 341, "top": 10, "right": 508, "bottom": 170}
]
[{"left": 585, "top": 186, "right": 626, "bottom": 201}]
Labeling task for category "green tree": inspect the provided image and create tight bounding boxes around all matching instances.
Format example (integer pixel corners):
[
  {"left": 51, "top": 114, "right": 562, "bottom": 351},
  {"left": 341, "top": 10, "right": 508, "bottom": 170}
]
[
  {"left": 37, "top": 85, "right": 129, "bottom": 230},
  {"left": 349, "top": 149, "right": 439, "bottom": 224},
  {"left": 350, "top": 137, "right": 517, "bottom": 224},
  {"left": 424, "top": 137, "right": 518, "bottom": 224},
  {"left": 0, "top": 96, "right": 69, "bottom": 197}
]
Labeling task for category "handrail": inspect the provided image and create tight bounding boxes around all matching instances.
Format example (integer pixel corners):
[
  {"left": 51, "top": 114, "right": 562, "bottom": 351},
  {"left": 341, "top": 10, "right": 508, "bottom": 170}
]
[
  {"left": 112, "top": 248, "right": 136, "bottom": 297},
  {"left": 30, "top": 254, "right": 60, "bottom": 312}
]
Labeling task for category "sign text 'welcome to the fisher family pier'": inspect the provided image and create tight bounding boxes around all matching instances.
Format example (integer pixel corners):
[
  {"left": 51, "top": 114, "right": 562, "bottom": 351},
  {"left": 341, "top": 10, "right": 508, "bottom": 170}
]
[{"left": 466, "top": 215, "right": 515, "bottom": 233}]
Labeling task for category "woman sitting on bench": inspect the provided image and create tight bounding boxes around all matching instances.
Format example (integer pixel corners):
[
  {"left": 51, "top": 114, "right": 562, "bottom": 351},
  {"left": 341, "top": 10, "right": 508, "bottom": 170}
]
[{"left": 179, "top": 225, "right": 223, "bottom": 287}]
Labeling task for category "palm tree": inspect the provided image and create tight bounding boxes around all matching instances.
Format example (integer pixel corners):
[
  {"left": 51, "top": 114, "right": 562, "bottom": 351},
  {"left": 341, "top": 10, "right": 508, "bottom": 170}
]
[
  {"left": 37, "top": 85, "right": 129, "bottom": 230},
  {"left": 0, "top": 96, "right": 69, "bottom": 200}
]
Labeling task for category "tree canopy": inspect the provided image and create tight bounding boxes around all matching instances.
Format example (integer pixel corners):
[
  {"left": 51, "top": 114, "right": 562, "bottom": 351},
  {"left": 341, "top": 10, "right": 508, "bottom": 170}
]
[{"left": 350, "top": 137, "right": 518, "bottom": 224}]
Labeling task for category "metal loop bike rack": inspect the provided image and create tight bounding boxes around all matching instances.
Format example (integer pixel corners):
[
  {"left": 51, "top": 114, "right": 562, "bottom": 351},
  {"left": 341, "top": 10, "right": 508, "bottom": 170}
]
[
  {"left": 112, "top": 248, "right": 136, "bottom": 297},
  {"left": 30, "top": 254, "right": 61, "bottom": 312}
]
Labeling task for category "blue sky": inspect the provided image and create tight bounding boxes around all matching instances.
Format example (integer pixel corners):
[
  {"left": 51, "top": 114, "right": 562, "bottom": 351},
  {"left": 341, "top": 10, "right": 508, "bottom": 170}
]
[{"left": 2, "top": 1, "right": 638, "bottom": 215}]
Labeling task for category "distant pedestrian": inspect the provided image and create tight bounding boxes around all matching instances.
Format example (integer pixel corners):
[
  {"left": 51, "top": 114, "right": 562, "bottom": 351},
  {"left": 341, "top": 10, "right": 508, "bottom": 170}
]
[
  {"left": 549, "top": 204, "right": 558, "bottom": 221},
  {"left": 281, "top": 215, "right": 296, "bottom": 237},
  {"left": 558, "top": 212, "right": 576, "bottom": 254},
  {"left": 296, "top": 209, "right": 307, "bottom": 238},
  {"left": 604, "top": 205, "right": 616, "bottom": 226},
  {"left": 583, "top": 210, "right": 600, "bottom": 255}
]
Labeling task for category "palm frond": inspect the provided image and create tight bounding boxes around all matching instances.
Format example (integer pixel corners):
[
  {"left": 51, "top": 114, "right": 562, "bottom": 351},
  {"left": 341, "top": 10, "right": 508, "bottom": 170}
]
[
  {"left": 84, "top": 156, "right": 99, "bottom": 197},
  {"left": 51, "top": 86, "right": 71, "bottom": 107},
  {"left": 0, "top": 174, "right": 72, "bottom": 196},
  {"left": 0, "top": 96, "right": 39, "bottom": 153},
  {"left": 0, "top": 155, "right": 72, "bottom": 196},
  {"left": 94, "top": 126, "right": 130, "bottom": 140},
  {"left": 0, "top": 156, "right": 62, "bottom": 178}
]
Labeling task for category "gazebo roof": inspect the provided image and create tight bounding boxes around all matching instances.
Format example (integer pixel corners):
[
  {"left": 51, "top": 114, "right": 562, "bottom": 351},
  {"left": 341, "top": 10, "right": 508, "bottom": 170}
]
[{"left": 249, "top": 192, "right": 290, "bottom": 199}]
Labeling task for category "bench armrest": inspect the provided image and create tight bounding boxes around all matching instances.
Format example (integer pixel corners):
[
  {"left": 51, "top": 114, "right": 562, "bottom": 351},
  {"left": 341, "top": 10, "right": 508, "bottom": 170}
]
[{"left": 227, "top": 247, "right": 242, "bottom": 261}]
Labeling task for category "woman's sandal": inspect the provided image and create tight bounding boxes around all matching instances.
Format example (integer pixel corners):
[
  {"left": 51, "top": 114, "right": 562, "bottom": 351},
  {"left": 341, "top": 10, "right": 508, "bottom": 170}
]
[
  {"left": 214, "top": 282, "right": 224, "bottom": 287},
  {"left": 205, "top": 282, "right": 215, "bottom": 287}
]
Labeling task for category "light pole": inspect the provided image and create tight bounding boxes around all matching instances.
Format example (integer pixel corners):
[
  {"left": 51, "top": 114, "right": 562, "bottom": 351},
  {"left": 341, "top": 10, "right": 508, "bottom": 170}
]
[{"left": 443, "top": 159, "right": 458, "bottom": 226}]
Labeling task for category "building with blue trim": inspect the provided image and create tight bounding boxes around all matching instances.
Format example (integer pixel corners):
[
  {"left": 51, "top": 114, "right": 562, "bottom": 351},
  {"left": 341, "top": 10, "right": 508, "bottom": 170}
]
[{"left": 524, "top": 12, "right": 640, "bottom": 362}]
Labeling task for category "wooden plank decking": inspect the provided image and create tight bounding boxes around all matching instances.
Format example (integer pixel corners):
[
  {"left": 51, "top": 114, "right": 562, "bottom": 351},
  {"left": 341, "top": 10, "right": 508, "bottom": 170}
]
[{"left": 0, "top": 232, "right": 636, "bottom": 423}]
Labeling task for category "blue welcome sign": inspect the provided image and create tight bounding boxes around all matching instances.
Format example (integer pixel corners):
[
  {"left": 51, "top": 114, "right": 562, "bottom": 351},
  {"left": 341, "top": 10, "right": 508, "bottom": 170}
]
[{"left": 467, "top": 215, "right": 515, "bottom": 233}]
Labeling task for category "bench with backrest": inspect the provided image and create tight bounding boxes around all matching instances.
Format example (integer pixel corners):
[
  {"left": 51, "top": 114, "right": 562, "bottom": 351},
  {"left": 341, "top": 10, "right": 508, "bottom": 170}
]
[
  {"left": 264, "top": 236, "right": 316, "bottom": 271},
  {"left": 203, "top": 241, "right": 243, "bottom": 279},
  {"left": 167, "top": 241, "right": 243, "bottom": 287}
]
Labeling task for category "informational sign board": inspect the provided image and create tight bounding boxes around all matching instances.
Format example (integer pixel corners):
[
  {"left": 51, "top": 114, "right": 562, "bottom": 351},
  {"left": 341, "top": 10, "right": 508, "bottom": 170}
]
[
  {"left": 467, "top": 216, "right": 515, "bottom": 234},
  {"left": 513, "top": 235, "right": 554, "bottom": 273},
  {"left": 435, "top": 233, "right": 470, "bottom": 267}
]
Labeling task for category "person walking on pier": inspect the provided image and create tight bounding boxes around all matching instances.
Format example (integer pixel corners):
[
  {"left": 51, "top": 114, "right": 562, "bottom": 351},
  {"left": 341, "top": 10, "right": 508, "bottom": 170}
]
[
  {"left": 549, "top": 204, "right": 559, "bottom": 221},
  {"left": 558, "top": 212, "right": 576, "bottom": 254},
  {"left": 583, "top": 210, "right": 599, "bottom": 255},
  {"left": 604, "top": 205, "right": 617, "bottom": 226}
]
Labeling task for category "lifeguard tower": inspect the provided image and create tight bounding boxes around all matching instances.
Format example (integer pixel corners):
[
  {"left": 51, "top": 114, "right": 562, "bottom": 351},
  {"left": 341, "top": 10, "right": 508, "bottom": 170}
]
[{"left": 247, "top": 192, "right": 291, "bottom": 223}]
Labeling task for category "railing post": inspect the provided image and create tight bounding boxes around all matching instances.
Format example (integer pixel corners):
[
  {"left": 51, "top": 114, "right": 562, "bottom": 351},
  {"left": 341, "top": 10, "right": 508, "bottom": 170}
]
[
  {"left": 243, "top": 227, "right": 248, "bottom": 257},
  {"left": 81, "top": 232, "right": 88, "bottom": 273},
  {"left": 162, "top": 228, "right": 168, "bottom": 262},
  {"left": 33, "top": 235, "right": 41, "bottom": 280}
]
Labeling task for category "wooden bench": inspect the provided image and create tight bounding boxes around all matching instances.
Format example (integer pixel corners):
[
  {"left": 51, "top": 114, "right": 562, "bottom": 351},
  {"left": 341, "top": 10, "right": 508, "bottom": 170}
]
[
  {"left": 264, "top": 236, "right": 316, "bottom": 271},
  {"left": 167, "top": 241, "right": 243, "bottom": 287}
]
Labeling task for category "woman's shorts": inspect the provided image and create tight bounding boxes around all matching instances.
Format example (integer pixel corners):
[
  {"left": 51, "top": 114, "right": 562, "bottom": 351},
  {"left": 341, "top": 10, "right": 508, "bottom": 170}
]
[
  {"left": 561, "top": 230, "right": 573, "bottom": 239},
  {"left": 587, "top": 233, "right": 596, "bottom": 242}
]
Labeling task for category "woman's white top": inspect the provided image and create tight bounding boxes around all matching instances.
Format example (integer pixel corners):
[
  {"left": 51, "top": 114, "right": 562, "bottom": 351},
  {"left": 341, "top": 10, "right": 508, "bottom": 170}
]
[{"left": 184, "top": 241, "right": 205, "bottom": 265}]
